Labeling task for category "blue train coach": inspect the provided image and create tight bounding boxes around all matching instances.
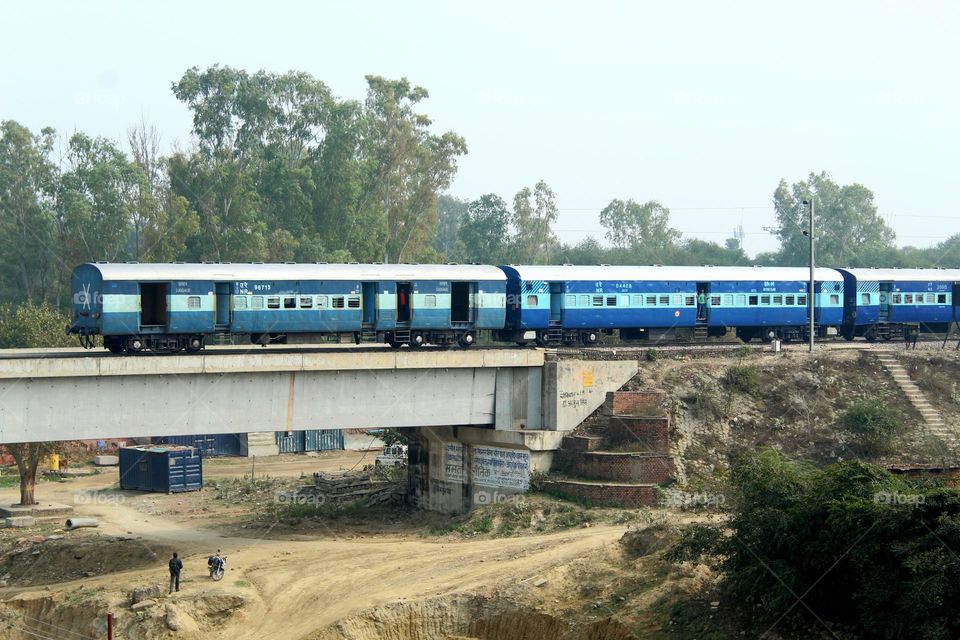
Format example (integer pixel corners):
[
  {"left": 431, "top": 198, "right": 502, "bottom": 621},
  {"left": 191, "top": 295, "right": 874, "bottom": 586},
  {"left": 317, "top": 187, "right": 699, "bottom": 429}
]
[
  {"left": 499, "top": 265, "right": 845, "bottom": 345},
  {"left": 836, "top": 268, "right": 960, "bottom": 341},
  {"left": 69, "top": 262, "right": 506, "bottom": 352}
]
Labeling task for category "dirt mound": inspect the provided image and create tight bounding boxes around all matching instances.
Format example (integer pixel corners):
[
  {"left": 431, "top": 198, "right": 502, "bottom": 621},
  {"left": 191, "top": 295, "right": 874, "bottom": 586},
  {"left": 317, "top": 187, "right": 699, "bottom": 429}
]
[
  {"left": 0, "top": 589, "right": 248, "bottom": 640},
  {"left": 0, "top": 588, "right": 110, "bottom": 640},
  {"left": 312, "top": 594, "right": 633, "bottom": 640},
  {"left": 0, "top": 534, "right": 176, "bottom": 586}
]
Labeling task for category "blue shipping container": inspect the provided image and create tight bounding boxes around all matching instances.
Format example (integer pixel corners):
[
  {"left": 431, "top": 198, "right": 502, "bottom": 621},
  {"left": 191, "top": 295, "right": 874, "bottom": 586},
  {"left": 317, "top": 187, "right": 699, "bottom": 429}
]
[
  {"left": 119, "top": 446, "right": 203, "bottom": 493},
  {"left": 153, "top": 434, "right": 243, "bottom": 457},
  {"left": 276, "top": 430, "right": 344, "bottom": 453}
]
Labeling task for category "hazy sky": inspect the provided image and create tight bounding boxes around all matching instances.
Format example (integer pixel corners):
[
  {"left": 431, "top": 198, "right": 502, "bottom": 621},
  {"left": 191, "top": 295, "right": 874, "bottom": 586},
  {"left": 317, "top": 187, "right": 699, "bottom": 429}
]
[{"left": 1, "top": 1, "right": 957, "bottom": 257}]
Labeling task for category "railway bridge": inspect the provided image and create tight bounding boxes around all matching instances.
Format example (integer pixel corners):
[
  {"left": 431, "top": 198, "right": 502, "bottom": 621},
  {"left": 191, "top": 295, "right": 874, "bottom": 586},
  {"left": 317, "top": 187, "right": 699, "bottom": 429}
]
[{"left": 0, "top": 346, "right": 641, "bottom": 511}]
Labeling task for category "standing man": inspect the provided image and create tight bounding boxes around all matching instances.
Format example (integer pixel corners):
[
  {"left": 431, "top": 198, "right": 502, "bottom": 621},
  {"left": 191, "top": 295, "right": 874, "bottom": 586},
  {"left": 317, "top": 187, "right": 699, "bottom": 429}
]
[
  {"left": 169, "top": 552, "right": 183, "bottom": 594},
  {"left": 697, "top": 289, "right": 707, "bottom": 321}
]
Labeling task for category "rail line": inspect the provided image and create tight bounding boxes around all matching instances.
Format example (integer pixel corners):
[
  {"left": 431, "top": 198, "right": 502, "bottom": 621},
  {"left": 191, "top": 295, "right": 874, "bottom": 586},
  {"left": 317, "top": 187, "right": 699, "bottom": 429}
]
[{"left": 0, "top": 335, "right": 956, "bottom": 362}]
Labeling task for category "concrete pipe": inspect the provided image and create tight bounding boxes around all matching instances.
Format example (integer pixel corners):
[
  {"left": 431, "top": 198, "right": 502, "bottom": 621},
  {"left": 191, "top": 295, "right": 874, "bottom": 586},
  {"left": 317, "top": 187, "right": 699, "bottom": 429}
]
[{"left": 65, "top": 517, "right": 99, "bottom": 530}]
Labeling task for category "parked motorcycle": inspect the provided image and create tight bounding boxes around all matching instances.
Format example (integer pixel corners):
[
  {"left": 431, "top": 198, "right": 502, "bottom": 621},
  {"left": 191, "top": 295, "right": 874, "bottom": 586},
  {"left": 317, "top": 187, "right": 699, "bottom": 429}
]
[{"left": 208, "top": 551, "right": 226, "bottom": 581}]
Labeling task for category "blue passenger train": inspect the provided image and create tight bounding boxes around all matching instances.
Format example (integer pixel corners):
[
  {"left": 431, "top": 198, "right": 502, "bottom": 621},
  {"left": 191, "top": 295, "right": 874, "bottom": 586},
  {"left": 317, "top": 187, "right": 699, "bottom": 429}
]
[{"left": 66, "top": 262, "right": 960, "bottom": 353}]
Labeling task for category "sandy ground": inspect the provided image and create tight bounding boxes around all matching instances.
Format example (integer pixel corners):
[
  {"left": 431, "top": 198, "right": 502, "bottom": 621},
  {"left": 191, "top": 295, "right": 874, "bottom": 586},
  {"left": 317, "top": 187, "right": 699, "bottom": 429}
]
[{"left": 0, "top": 452, "right": 626, "bottom": 640}]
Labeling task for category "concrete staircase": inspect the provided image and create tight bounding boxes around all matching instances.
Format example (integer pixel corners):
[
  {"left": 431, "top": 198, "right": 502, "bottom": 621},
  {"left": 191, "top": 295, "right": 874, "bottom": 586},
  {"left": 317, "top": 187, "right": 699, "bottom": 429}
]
[{"left": 875, "top": 351, "right": 960, "bottom": 451}]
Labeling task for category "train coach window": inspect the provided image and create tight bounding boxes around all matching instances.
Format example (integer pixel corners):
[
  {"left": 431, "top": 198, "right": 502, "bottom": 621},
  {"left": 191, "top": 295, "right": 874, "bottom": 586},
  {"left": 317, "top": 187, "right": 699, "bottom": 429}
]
[
  {"left": 798, "top": 295, "right": 807, "bottom": 306},
  {"left": 348, "top": 296, "right": 361, "bottom": 308},
  {"left": 267, "top": 297, "right": 280, "bottom": 309},
  {"left": 424, "top": 295, "right": 437, "bottom": 308},
  {"left": 892, "top": 294, "right": 901, "bottom": 304},
  {"left": 659, "top": 295, "right": 669, "bottom": 305},
  {"left": 580, "top": 295, "right": 590, "bottom": 307},
  {"left": 773, "top": 295, "right": 783, "bottom": 305},
  {"left": 632, "top": 295, "right": 642, "bottom": 306},
  {"left": 592, "top": 295, "right": 603, "bottom": 306},
  {"left": 607, "top": 296, "right": 617, "bottom": 306},
  {"left": 646, "top": 295, "right": 657, "bottom": 305},
  {"left": 785, "top": 295, "right": 795, "bottom": 305},
  {"left": 284, "top": 297, "right": 296, "bottom": 309},
  {"left": 673, "top": 294, "right": 683, "bottom": 306},
  {"left": 760, "top": 295, "right": 770, "bottom": 305},
  {"left": 252, "top": 296, "right": 264, "bottom": 309},
  {"left": 736, "top": 294, "right": 746, "bottom": 306},
  {"left": 748, "top": 295, "right": 758, "bottom": 306},
  {"left": 566, "top": 294, "right": 577, "bottom": 307},
  {"left": 903, "top": 294, "right": 912, "bottom": 304},
  {"left": 927, "top": 293, "right": 935, "bottom": 304},
  {"left": 686, "top": 295, "right": 696, "bottom": 306},
  {"left": 862, "top": 293, "right": 872, "bottom": 305},
  {"left": 234, "top": 296, "right": 247, "bottom": 310},
  {"left": 187, "top": 296, "right": 201, "bottom": 309},
  {"left": 830, "top": 294, "right": 840, "bottom": 305},
  {"left": 723, "top": 294, "right": 733, "bottom": 306},
  {"left": 317, "top": 296, "right": 327, "bottom": 308},
  {"left": 939, "top": 294, "right": 947, "bottom": 304},
  {"left": 528, "top": 295, "right": 539, "bottom": 307},
  {"left": 621, "top": 295, "right": 630, "bottom": 306},
  {"left": 710, "top": 295, "right": 720, "bottom": 306},
  {"left": 300, "top": 297, "right": 313, "bottom": 309},
  {"left": 332, "top": 296, "right": 345, "bottom": 309}
]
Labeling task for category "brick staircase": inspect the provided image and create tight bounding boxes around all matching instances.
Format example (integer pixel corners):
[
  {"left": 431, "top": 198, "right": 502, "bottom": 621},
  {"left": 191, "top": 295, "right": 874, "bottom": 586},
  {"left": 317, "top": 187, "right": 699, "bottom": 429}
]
[
  {"left": 545, "top": 391, "right": 674, "bottom": 507},
  {"left": 875, "top": 351, "right": 960, "bottom": 452}
]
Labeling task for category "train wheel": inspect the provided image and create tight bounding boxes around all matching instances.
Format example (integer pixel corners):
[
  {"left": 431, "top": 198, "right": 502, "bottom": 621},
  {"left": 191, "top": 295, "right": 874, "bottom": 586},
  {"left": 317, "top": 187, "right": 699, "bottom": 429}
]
[
  {"left": 535, "top": 331, "right": 548, "bottom": 347},
  {"left": 186, "top": 336, "right": 204, "bottom": 352},
  {"left": 127, "top": 337, "right": 144, "bottom": 352},
  {"left": 580, "top": 331, "right": 599, "bottom": 346},
  {"left": 410, "top": 333, "right": 426, "bottom": 348},
  {"left": 458, "top": 332, "right": 475, "bottom": 347}
]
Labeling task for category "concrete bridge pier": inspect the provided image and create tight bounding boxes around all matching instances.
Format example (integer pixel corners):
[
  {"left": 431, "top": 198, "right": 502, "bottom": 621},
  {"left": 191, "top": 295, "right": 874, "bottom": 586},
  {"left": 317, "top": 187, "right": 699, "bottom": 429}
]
[{"left": 408, "top": 356, "right": 641, "bottom": 513}]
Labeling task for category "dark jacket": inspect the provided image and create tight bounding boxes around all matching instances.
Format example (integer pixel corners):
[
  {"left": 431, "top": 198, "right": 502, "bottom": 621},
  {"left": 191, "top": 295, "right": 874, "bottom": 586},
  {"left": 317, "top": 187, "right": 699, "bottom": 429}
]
[{"left": 169, "top": 557, "right": 183, "bottom": 574}]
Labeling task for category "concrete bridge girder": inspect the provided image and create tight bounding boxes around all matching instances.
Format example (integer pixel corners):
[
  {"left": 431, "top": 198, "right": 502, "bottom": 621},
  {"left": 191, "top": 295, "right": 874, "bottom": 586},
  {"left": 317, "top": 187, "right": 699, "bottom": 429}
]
[{"left": 0, "top": 349, "right": 547, "bottom": 443}]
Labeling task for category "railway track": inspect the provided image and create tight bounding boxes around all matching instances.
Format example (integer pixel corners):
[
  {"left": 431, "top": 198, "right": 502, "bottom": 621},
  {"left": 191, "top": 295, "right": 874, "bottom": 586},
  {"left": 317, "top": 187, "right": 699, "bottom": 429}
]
[{"left": 0, "top": 335, "right": 956, "bottom": 361}]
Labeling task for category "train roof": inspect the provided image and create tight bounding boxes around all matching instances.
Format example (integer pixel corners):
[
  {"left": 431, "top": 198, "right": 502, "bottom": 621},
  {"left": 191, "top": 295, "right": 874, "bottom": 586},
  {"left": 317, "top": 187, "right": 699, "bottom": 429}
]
[
  {"left": 836, "top": 268, "right": 960, "bottom": 282},
  {"left": 501, "top": 265, "right": 844, "bottom": 282},
  {"left": 78, "top": 262, "right": 507, "bottom": 282}
]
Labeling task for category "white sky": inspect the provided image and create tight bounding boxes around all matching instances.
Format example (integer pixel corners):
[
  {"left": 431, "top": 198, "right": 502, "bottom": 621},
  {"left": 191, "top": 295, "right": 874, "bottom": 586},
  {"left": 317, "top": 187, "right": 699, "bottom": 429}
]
[{"left": 1, "top": 1, "right": 957, "bottom": 257}]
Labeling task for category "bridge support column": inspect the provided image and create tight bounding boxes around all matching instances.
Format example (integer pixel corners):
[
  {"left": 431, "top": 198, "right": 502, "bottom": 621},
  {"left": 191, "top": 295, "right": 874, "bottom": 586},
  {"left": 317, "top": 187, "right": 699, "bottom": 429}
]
[
  {"left": 409, "top": 426, "right": 565, "bottom": 513},
  {"left": 242, "top": 432, "right": 280, "bottom": 457},
  {"left": 542, "top": 358, "right": 639, "bottom": 430}
]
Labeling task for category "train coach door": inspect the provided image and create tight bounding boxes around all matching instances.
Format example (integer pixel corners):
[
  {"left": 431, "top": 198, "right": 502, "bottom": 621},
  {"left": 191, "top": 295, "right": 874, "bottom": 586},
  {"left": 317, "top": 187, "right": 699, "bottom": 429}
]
[
  {"left": 953, "top": 283, "right": 960, "bottom": 323},
  {"left": 878, "top": 282, "right": 892, "bottom": 322},
  {"left": 549, "top": 283, "right": 563, "bottom": 323},
  {"left": 396, "top": 283, "right": 412, "bottom": 324},
  {"left": 361, "top": 282, "right": 378, "bottom": 326},
  {"left": 139, "top": 283, "right": 169, "bottom": 328},
  {"left": 695, "top": 282, "right": 710, "bottom": 322},
  {"left": 214, "top": 282, "right": 231, "bottom": 329}
]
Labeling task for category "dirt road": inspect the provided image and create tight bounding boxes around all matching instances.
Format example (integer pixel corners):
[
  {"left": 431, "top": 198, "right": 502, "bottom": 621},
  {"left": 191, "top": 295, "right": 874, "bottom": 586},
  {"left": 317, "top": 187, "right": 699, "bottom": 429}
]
[{"left": 0, "top": 454, "right": 628, "bottom": 639}]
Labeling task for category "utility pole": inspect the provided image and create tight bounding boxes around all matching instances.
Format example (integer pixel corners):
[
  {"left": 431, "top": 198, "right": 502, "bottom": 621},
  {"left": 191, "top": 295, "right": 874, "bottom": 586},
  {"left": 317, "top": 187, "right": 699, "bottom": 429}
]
[{"left": 803, "top": 199, "right": 815, "bottom": 353}]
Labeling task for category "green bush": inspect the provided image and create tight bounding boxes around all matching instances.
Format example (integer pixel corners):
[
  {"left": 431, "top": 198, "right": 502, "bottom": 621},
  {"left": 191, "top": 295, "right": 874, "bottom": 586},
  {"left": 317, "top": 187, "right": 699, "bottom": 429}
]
[
  {"left": 0, "top": 302, "right": 76, "bottom": 349},
  {"left": 839, "top": 398, "right": 899, "bottom": 454},
  {"left": 723, "top": 364, "right": 760, "bottom": 395},
  {"left": 664, "top": 523, "right": 723, "bottom": 563},
  {"left": 528, "top": 469, "right": 548, "bottom": 491},
  {"left": 711, "top": 449, "right": 960, "bottom": 638}
]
